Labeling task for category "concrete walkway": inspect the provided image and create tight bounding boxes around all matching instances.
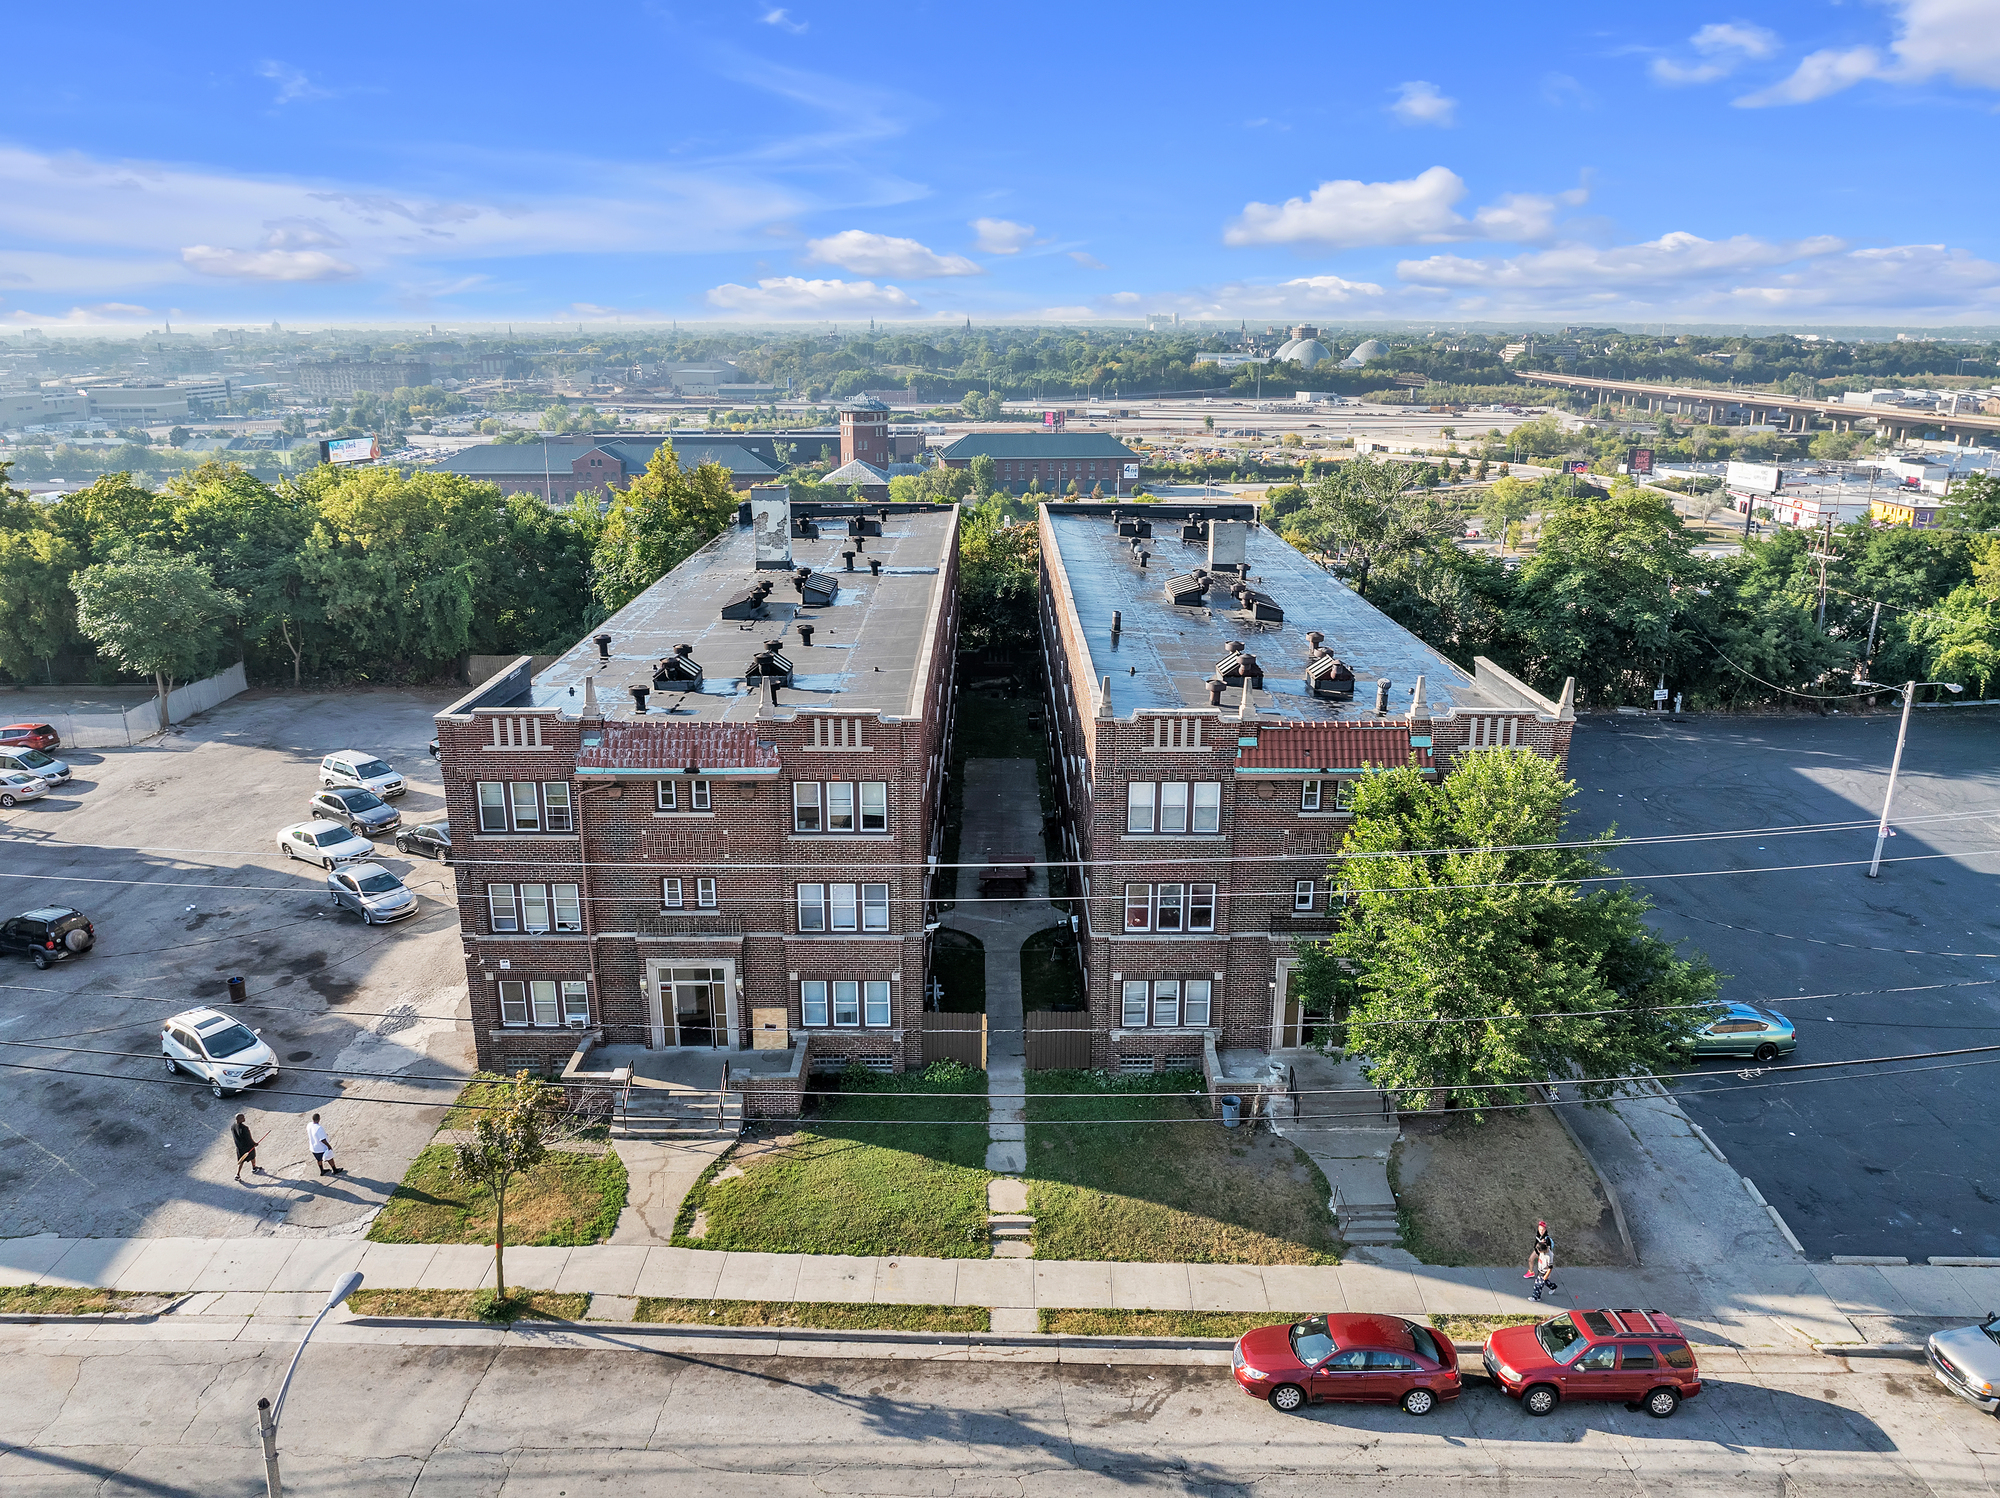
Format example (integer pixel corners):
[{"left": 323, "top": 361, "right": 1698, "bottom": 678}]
[
  {"left": 5, "top": 1233, "right": 1996, "bottom": 1348},
  {"left": 1268, "top": 1049, "right": 1404, "bottom": 1250}
]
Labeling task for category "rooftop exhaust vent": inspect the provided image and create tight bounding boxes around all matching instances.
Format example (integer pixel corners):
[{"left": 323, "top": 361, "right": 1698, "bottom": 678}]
[
  {"left": 654, "top": 644, "right": 703, "bottom": 687},
  {"left": 1163, "top": 568, "right": 1211, "bottom": 606},
  {"left": 792, "top": 516, "right": 822, "bottom": 541},
  {"left": 848, "top": 515, "right": 882, "bottom": 537},
  {"left": 1215, "top": 642, "right": 1265, "bottom": 689},
  {"left": 1117, "top": 516, "right": 1152, "bottom": 539},
  {"left": 720, "top": 578, "right": 776, "bottom": 620},
  {"left": 1181, "top": 513, "right": 1207, "bottom": 543},
  {"left": 792, "top": 567, "right": 839, "bottom": 606},
  {"left": 745, "top": 641, "right": 794, "bottom": 686},
  {"left": 1220, "top": 578, "right": 1284, "bottom": 623}
]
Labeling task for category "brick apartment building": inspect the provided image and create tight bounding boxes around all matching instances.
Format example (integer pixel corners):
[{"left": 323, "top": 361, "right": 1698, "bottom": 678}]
[
  {"left": 938, "top": 432, "right": 1141, "bottom": 495},
  {"left": 434, "top": 495, "right": 960, "bottom": 1082},
  {"left": 1038, "top": 503, "right": 1576, "bottom": 1070}
]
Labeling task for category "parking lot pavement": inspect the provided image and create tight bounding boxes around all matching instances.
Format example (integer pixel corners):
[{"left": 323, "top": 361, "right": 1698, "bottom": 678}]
[
  {"left": 1570, "top": 709, "right": 2000, "bottom": 1262},
  {"left": 0, "top": 686, "right": 473, "bottom": 1241}
]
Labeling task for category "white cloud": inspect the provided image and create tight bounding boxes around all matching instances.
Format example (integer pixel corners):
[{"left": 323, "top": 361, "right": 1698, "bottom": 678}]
[
  {"left": 761, "top": 7, "right": 808, "bottom": 32},
  {"left": 5, "top": 302, "right": 153, "bottom": 325},
  {"left": 1225, "top": 167, "right": 1582, "bottom": 250},
  {"left": 1735, "top": 0, "right": 2000, "bottom": 106},
  {"left": 970, "top": 217, "right": 1035, "bottom": 254},
  {"left": 258, "top": 217, "right": 349, "bottom": 251},
  {"left": 1736, "top": 45, "right": 1883, "bottom": 105},
  {"left": 1388, "top": 81, "right": 1457, "bottom": 126},
  {"left": 256, "top": 60, "right": 332, "bottom": 105},
  {"left": 803, "top": 229, "right": 980, "bottom": 278},
  {"left": 1651, "top": 22, "right": 1780, "bottom": 84},
  {"left": 181, "top": 245, "right": 359, "bottom": 281},
  {"left": 1068, "top": 251, "right": 1108, "bottom": 269},
  {"left": 703, "top": 276, "right": 922, "bottom": 316},
  {"left": 1398, "top": 230, "right": 1845, "bottom": 291}
]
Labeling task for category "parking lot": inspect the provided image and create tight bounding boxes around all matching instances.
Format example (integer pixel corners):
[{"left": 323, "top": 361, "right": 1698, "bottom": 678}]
[
  {"left": 1571, "top": 707, "right": 2000, "bottom": 1261},
  {"left": 0, "top": 687, "right": 471, "bottom": 1240}
]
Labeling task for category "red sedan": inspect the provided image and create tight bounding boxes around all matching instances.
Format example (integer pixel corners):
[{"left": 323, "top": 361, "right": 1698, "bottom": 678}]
[
  {"left": 1232, "top": 1313, "right": 1462, "bottom": 1415},
  {"left": 0, "top": 724, "right": 59, "bottom": 751},
  {"left": 1483, "top": 1308, "right": 1701, "bottom": 1418}
]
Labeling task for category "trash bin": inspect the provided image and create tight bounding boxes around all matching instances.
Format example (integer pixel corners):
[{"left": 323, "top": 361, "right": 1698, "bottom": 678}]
[
  {"left": 1220, "top": 1094, "right": 1242, "bottom": 1128},
  {"left": 227, "top": 976, "right": 247, "bottom": 1004}
]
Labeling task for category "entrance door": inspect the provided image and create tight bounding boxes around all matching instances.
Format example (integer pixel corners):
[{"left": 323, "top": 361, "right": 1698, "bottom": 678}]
[
  {"left": 1274, "top": 960, "right": 1304, "bottom": 1049},
  {"left": 662, "top": 966, "right": 729, "bottom": 1048}
]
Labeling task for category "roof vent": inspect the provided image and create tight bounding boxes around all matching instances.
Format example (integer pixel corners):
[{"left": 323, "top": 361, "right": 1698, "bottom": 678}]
[
  {"left": 629, "top": 685, "right": 650, "bottom": 712},
  {"left": 792, "top": 567, "right": 839, "bottom": 605},
  {"left": 792, "top": 516, "right": 822, "bottom": 540},
  {"left": 746, "top": 642, "right": 794, "bottom": 686},
  {"left": 654, "top": 644, "right": 703, "bottom": 687},
  {"left": 797, "top": 622, "right": 816, "bottom": 647},
  {"left": 720, "top": 578, "right": 776, "bottom": 620},
  {"left": 593, "top": 632, "right": 614, "bottom": 660},
  {"left": 1181, "top": 512, "right": 1207, "bottom": 543},
  {"left": 1221, "top": 579, "right": 1284, "bottom": 623},
  {"left": 1215, "top": 642, "right": 1264, "bottom": 689},
  {"left": 848, "top": 515, "right": 882, "bottom": 537},
  {"left": 1163, "top": 567, "right": 1211, "bottom": 606},
  {"left": 1118, "top": 516, "right": 1152, "bottom": 539},
  {"left": 1305, "top": 651, "right": 1355, "bottom": 700}
]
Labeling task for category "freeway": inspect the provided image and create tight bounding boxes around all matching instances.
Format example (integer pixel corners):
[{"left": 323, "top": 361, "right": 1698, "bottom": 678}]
[{"left": 1514, "top": 370, "right": 2000, "bottom": 442}]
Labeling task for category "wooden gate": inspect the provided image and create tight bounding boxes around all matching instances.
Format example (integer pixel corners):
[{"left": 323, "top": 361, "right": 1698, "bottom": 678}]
[
  {"left": 920, "top": 1012, "right": 986, "bottom": 1068},
  {"left": 1025, "top": 1010, "right": 1093, "bottom": 1071}
]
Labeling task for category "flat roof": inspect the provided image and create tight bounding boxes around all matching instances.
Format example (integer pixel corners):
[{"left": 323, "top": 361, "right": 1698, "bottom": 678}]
[
  {"left": 1043, "top": 507, "right": 1511, "bottom": 722},
  {"left": 518, "top": 505, "right": 958, "bottom": 723},
  {"left": 939, "top": 433, "right": 1138, "bottom": 460}
]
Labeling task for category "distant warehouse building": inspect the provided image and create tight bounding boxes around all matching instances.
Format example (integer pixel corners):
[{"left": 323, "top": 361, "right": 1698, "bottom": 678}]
[
  {"left": 431, "top": 435, "right": 780, "bottom": 503},
  {"left": 937, "top": 433, "right": 1141, "bottom": 495}
]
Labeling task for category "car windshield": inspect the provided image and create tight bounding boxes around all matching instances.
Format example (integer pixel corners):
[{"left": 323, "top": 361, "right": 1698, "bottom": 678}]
[
  {"left": 337, "top": 789, "right": 385, "bottom": 810},
  {"left": 1984, "top": 1321, "right": 2000, "bottom": 1348},
  {"left": 14, "top": 749, "right": 54, "bottom": 767},
  {"left": 355, "top": 871, "right": 402, "bottom": 894},
  {"left": 313, "top": 828, "right": 353, "bottom": 847},
  {"left": 200, "top": 1022, "right": 261, "bottom": 1058},
  {"left": 1290, "top": 1316, "right": 1335, "bottom": 1365},
  {"left": 1535, "top": 1315, "right": 1588, "bottom": 1362},
  {"left": 354, "top": 759, "right": 393, "bottom": 777}
]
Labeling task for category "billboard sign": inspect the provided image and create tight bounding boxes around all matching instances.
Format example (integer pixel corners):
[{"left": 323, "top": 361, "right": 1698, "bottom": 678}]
[
  {"left": 1041, "top": 409, "right": 1066, "bottom": 430},
  {"left": 1627, "top": 447, "right": 1654, "bottom": 474},
  {"left": 1122, "top": 463, "right": 1140, "bottom": 480},
  {"left": 1725, "top": 460, "right": 1782, "bottom": 495},
  {"left": 1563, "top": 459, "right": 1591, "bottom": 475},
  {"left": 320, "top": 436, "right": 380, "bottom": 465}
]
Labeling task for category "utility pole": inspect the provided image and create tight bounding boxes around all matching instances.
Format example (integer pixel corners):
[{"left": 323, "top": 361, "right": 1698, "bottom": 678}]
[
  {"left": 1864, "top": 678, "right": 1964, "bottom": 877},
  {"left": 1809, "top": 513, "right": 1835, "bottom": 631}
]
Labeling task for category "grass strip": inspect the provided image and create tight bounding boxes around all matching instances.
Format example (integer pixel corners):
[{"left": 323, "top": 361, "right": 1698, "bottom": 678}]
[
  {"left": 1039, "top": 1308, "right": 1314, "bottom": 1339},
  {"left": 346, "top": 1288, "right": 590, "bottom": 1323},
  {"left": 636, "top": 1298, "right": 989, "bottom": 1333},
  {"left": 1426, "top": 1312, "right": 1537, "bottom": 1343},
  {"left": 368, "top": 1145, "right": 628, "bottom": 1247},
  {"left": 0, "top": 1286, "right": 156, "bottom": 1316}
]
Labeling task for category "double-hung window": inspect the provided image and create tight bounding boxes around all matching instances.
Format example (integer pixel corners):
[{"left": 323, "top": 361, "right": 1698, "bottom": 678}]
[
  {"left": 496, "top": 979, "right": 565, "bottom": 1027},
  {"left": 1152, "top": 979, "right": 1181, "bottom": 1027},
  {"left": 1126, "top": 782, "right": 1156, "bottom": 833},
  {"left": 1301, "top": 780, "right": 1322, "bottom": 812},
  {"left": 510, "top": 782, "right": 540, "bottom": 832},
  {"left": 1123, "top": 883, "right": 1217, "bottom": 932},
  {"left": 498, "top": 980, "right": 528, "bottom": 1024},
  {"left": 862, "top": 884, "right": 889, "bottom": 931},
  {"left": 1124, "top": 883, "right": 1153, "bottom": 930},
  {"left": 793, "top": 782, "right": 821, "bottom": 830},
  {"left": 797, "top": 884, "right": 827, "bottom": 932},
  {"left": 832, "top": 980, "right": 861, "bottom": 1026},
  {"left": 1159, "top": 782, "right": 1189, "bottom": 833},
  {"left": 657, "top": 780, "right": 679, "bottom": 811},
  {"left": 691, "top": 780, "right": 710, "bottom": 811},
  {"left": 477, "top": 782, "right": 508, "bottom": 832},
  {"left": 1192, "top": 781, "right": 1220, "bottom": 832},
  {"left": 860, "top": 782, "right": 887, "bottom": 831},
  {"left": 1294, "top": 879, "right": 1317, "bottom": 912},
  {"left": 488, "top": 883, "right": 581, "bottom": 933},
  {"left": 663, "top": 877, "right": 684, "bottom": 909},
  {"left": 1126, "top": 781, "right": 1222, "bottom": 833},
  {"left": 562, "top": 980, "right": 589, "bottom": 1025},
  {"left": 488, "top": 883, "right": 518, "bottom": 932},
  {"left": 543, "top": 783, "right": 572, "bottom": 831},
  {"left": 801, "top": 980, "right": 829, "bottom": 1027},
  {"left": 552, "top": 885, "right": 582, "bottom": 931},
  {"left": 1155, "top": 883, "right": 1186, "bottom": 931},
  {"left": 1122, "top": 979, "right": 1150, "bottom": 1026},
  {"left": 1185, "top": 979, "right": 1212, "bottom": 1026},
  {"left": 696, "top": 877, "right": 717, "bottom": 909},
  {"left": 799, "top": 883, "right": 888, "bottom": 932},
  {"left": 826, "top": 782, "right": 854, "bottom": 831},
  {"left": 1119, "top": 977, "right": 1212, "bottom": 1028},
  {"left": 520, "top": 884, "right": 550, "bottom": 933},
  {"left": 794, "top": 780, "right": 889, "bottom": 833},
  {"left": 863, "top": 980, "right": 891, "bottom": 1027},
  {"left": 829, "top": 883, "right": 858, "bottom": 931}
]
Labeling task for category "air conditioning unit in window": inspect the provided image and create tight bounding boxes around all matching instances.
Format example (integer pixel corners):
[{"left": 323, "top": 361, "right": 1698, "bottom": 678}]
[{"left": 568, "top": 1018, "right": 587, "bottom": 1031}]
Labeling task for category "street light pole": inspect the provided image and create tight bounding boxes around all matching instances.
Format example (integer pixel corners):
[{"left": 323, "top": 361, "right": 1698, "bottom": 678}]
[
  {"left": 258, "top": 1271, "right": 364, "bottom": 1497},
  {"left": 1864, "top": 679, "right": 1963, "bottom": 878}
]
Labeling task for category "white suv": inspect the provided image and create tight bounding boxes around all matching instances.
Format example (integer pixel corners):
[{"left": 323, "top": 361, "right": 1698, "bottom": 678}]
[
  {"left": 162, "top": 1007, "right": 279, "bottom": 1097},
  {"left": 320, "top": 751, "right": 406, "bottom": 799}
]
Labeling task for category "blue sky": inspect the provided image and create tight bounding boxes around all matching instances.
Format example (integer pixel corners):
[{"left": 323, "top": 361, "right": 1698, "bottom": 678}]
[{"left": 4, "top": 0, "right": 1998, "bottom": 329}]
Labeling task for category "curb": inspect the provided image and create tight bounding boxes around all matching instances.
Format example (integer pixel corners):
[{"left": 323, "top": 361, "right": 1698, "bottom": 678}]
[{"left": 347, "top": 1317, "right": 1241, "bottom": 1352}]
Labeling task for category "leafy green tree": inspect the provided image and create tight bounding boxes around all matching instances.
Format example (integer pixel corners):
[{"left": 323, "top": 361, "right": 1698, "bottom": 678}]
[
  {"left": 1306, "top": 749, "right": 1720, "bottom": 1111},
  {"left": 1940, "top": 473, "right": 2000, "bottom": 531},
  {"left": 969, "top": 453, "right": 996, "bottom": 497},
  {"left": 957, "top": 495, "right": 1039, "bottom": 656},
  {"left": 1281, "top": 456, "right": 1456, "bottom": 598},
  {"left": 450, "top": 1071, "right": 567, "bottom": 1302},
  {"left": 72, "top": 551, "right": 238, "bottom": 728},
  {"left": 592, "top": 447, "right": 737, "bottom": 612},
  {"left": 1478, "top": 476, "right": 1533, "bottom": 552}
]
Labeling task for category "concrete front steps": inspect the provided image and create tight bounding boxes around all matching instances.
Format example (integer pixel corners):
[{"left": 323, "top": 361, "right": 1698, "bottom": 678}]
[
  {"left": 989, "top": 1176, "right": 1033, "bottom": 1259},
  {"left": 1336, "top": 1198, "right": 1403, "bottom": 1248},
  {"left": 612, "top": 1083, "right": 743, "bottom": 1141}
]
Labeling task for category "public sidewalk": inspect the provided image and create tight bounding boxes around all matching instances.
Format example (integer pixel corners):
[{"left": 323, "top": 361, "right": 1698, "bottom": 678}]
[{"left": 6, "top": 1233, "right": 1996, "bottom": 1349}]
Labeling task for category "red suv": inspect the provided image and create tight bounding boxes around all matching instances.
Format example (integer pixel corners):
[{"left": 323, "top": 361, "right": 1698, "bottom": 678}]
[
  {"left": 1484, "top": 1309, "right": 1700, "bottom": 1418},
  {"left": 1233, "top": 1313, "right": 1461, "bottom": 1416},
  {"left": 0, "top": 724, "right": 59, "bottom": 751}
]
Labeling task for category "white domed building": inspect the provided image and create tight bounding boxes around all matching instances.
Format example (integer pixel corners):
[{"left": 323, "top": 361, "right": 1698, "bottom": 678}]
[
  {"left": 1340, "top": 338, "right": 1387, "bottom": 369},
  {"left": 1273, "top": 324, "right": 1331, "bottom": 368}
]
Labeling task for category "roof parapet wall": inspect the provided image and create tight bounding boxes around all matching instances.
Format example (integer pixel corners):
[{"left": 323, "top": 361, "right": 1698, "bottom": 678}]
[{"left": 1471, "top": 657, "right": 1576, "bottom": 721}]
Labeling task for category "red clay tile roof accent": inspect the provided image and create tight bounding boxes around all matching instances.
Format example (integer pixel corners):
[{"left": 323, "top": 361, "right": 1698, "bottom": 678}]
[
  {"left": 1236, "top": 723, "right": 1422, "bottom": 771},
  {"left": 575, "top": 721, "right": 780, "bottom": 773}
]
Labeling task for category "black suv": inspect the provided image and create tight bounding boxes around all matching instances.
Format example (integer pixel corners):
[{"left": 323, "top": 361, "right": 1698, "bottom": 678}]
[{"left": 1, "top": 907, "right": 95, "bottom": 968}]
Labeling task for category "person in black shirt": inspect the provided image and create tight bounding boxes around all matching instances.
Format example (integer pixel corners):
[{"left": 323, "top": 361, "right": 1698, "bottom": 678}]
[
  {"left": 231, "top": 1114, "right": 263, "bottom": 1182},
  {"left": 1526, "top": 1219, "right": 1558, "bottom": 1294}
]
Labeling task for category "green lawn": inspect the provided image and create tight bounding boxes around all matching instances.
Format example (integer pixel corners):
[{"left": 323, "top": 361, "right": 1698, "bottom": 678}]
[
  {"left": 1026, "top": 1072, "right": 1341, "bottom": 1265},
  {"left": 1041, "top": 1309, "right": 1312, "bottom": 1338},
  {"left": 1019, "top": 923, "right": 1084, "bottom": 1011},
  {"left": 347, "top": 1288, "right": 589, "bottom": 1323},
  {"left": 929, "top": 927, "right": 986, "bottom": 1013},
  {"left": 638, "top": 1298, "right": 988, "bottom": 1332},
  {"left": 0, "top": 1286, "right": 157, "bottom": 1316},
  {"left": 675, "top": 1062, "right": 991, "bottom": 1258},
  {"left": 368, "top": 1146, "right": 627, "bottom": 1246}
]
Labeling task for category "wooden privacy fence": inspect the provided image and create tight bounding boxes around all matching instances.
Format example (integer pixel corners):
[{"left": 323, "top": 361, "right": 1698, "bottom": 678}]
[
  {"left": 919, "top": 1012, "right": 986, "bottom": 1069},
  {"left": 1025, "top": 1011, "right": 1093, "bottom": 1071}
]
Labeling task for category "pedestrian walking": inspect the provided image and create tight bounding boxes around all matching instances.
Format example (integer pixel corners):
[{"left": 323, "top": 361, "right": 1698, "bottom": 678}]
[
  {"left": 1524, "top": 1218, "right": 1558, "bottom": 1299},
  {"left": 230, "top": 1114, "right": 262, "bottom": 1182},
  {"left": 306, "top": 1113, "right": 341, "bottom": 1176}
]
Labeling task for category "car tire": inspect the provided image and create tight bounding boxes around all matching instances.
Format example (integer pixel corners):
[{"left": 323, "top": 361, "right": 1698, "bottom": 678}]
[
  {"left": 33, "top": 951, "right": 49, "bottom": 970},
  {"left": 439, "top": 850, "right": 450, "bottom": 866},
  {"left": 360, "top": 909, "right": 374, "bottom": 926},
  {"left": 64, "top": 928, "right": 90, "bottom": 953},
  {"left": 395, "top": 837, "right": 409, "bottom": 854},
  {"left": 323, "top": 859, "right": 335, "bottom": 871},
  {"left": 1523, "top": 1384, "right": 1559, "bottom": 1417},
  {"left": 1754, "top": 1043, "right": 1779, "bottom": 1062},
  {"left": 1268, "top": 1384, "right": 1306, "bottom": 1414},
  {"left": 164, "top": 1055, "right": 179, "bottom": 1074},
  {"left": 1401, "top": 1388, "right": 1436, "bottom": 1416},
  {"left": 1644, "top": 1387, "right": 1679, "bottom": 1419},
  {"left": 0, "top": 794, "right": 15, "bottom": 808},
  {"left": 210, "top": 1078, "right": 225, "bottom": 1098}
]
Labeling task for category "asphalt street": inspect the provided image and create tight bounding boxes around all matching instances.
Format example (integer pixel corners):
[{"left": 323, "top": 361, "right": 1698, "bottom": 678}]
[
  {"left": 0, "top": 687, "right": 472, "bottom": 1240},
  {"left": 1569, "top": 707, "right": 2000, "bottom": 1261},
  {"left": 3, "top": 1333, "right": 1995, "bottom": 1497}
]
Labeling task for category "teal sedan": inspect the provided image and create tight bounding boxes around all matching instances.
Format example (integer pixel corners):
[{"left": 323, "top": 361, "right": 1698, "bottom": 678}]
[{"left": 1690, "top": 1002, "right": 1796, "bottom": 1062}]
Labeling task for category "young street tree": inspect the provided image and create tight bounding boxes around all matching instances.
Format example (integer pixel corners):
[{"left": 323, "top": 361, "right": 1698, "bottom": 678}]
[
  {"left": 1302, "top": 749, "right": 1720, "bottom": 1112},
  {"left": 450, "top": 1070, "right": 569, "bottom": 1303},
  {"left": 71, "top": 551, "right": 238, "bottom": 729}
]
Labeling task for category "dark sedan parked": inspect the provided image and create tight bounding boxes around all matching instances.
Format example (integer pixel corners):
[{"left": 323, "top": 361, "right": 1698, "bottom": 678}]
[
  {"left": 308, "top": 786, "right": 401, "bottom": 837},
  {"left": 394, "top": 822, "right": 451, "bottom": 862}
]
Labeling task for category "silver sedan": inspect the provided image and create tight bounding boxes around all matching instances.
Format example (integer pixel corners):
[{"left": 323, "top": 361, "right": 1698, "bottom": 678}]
[{"left": 326, "top": 862, "right": 419, "bottom": 925}]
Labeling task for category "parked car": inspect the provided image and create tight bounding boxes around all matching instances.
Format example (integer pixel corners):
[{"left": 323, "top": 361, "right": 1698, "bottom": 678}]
[
  {"left": 0, "top": 906, "right": 95, "bottom": 968},
  {"left": 161, "top": 1007, "right": 279, "bottom": 1097},
  {"left": 1483, "top": 1309, "right": 1701, "bottom": 1418},
  {"left": 0, "top": 747, "right": 71, "bottom": 785},
  {"left": 277, "top": 819, "right": 374, "bottom": 869},
  {"left": 0, "top": 771, "right": 48, "bottom": 807},
  {"left": 395, "top": 821, "right": 451, "bottom": 862},
  {"left": 1689, "top": 1002, "right": 1796, "bottom": 1062},
  {"left": 1233, "top": 1314, "right": 1462, "bottom": 1415},
  {"left": 327, "top": 862, "right": 420, "bottom": 925},
  {"left": 1927, "top": 1312, "right": 2000, "bottom": 1414},
  {"left": 308, "top": 786, "right": 401, "bottom": 837},
  {"left": 319, "top": 751, "right": 406, "bottom": 798},
  {"left": 0, "top": 723, "right": 59, "bottom": 751}
]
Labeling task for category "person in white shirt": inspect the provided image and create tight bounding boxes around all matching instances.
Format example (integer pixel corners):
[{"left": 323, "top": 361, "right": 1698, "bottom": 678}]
[{"left": 307, "top": 1113, "right": 341, "bottom": 1176}]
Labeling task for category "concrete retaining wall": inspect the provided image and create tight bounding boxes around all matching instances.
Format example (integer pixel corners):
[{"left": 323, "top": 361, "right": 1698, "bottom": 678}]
[{"left": 37, "top": 663, "right": 248, "bottom": 748}]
